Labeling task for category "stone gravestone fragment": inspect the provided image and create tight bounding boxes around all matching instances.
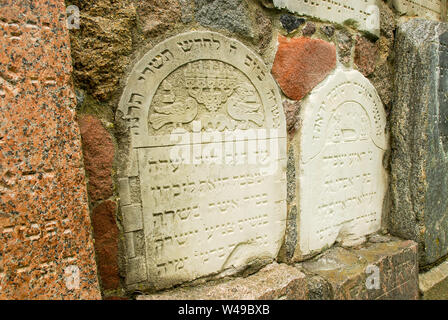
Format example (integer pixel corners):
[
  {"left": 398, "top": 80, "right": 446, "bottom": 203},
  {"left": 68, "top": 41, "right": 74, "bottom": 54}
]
[
  {"left": 116, "top": 31, "right": 287, "bottom": 291},
  {"left": 390, "top": 19, "right": 448, "bottom": 266},
  {"left": 272, "top": 0, "right": 380, "bottom": 37},
  {"left": 0, "top": 1, "right": 101, "bottom": 298},
  {"left": 290, "top": 69, "right": 388, "bottom": 261},
  {"left": 392, "top": 0, "right": 446, "bottom": 21}
]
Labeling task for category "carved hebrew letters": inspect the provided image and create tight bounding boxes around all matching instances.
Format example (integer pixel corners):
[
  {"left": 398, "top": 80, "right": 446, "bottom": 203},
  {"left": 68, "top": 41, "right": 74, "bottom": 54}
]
[
  {"left": 393, "top": 0, "right": 445, "bottom": 20},
  {"left": 117, "top": 32, "right": 287, "bottom": 290},
  {"left": 273, "top": 0, "right": 380, "bottom": 36}
]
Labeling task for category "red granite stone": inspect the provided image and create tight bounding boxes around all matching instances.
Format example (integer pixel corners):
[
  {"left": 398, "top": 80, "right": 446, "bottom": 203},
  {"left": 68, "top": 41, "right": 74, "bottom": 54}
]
[
  {"left": 272, "top": 36, "right": 336, "bottom": 101},
  {"left": 104, "top": 296, "right": 129, "bottom": 300},
  {"left": 92, "top": 200, "right": 119, "bottom": 291},
  {"left": 0, "top": 1, "right": 101, "bottom": 299},
  {"left": 78, "top": 115, "right": 115, "bottom": 203},
  {"left": 355, "top": 36, "right": 378, "bottom": 77}
]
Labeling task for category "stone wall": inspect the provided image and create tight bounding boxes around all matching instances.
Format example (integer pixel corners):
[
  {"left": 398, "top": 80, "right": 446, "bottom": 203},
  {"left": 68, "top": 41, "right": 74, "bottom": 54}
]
[
  {"left": 1, "top": 0, "right": 448, "bottom": 299},
  {"left": 63, "top": 0, "right": 448, "bottom": 299}
]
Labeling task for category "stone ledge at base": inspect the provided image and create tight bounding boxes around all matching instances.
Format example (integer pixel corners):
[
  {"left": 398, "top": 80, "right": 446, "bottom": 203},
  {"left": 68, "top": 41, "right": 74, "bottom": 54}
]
[
  {"left": 420, "top": 261, "right": 448, "bottom": 300},
  {"left": 301, "top": 235, "right": 419, "bottom": 300},
  {"left": 137, "top": 236, "right": 418, "bottom": 300},
  {"left": 138, "top": 263, "right": 309, "bottom": 300}
]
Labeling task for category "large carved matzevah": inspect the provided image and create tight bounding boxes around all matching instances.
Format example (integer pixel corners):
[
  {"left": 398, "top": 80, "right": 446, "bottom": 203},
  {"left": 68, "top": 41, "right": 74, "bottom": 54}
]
[{"left": 116, "top": 31, "right": 287, "bottom": 291}]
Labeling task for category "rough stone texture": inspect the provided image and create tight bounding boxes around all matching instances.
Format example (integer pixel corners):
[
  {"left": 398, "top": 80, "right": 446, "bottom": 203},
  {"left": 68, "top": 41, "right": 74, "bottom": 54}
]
[
  {"left": 137, "top": 263, "right": 309, "bottom": 300},
  {"left": 379, "top": 0, "right": 396, "bottom": 40},
  {"left": 254, "top": 8, "right": 273, "bottom": 53},
  {"left": 137, "top": 0, "right": 182, "bottom": 37},
  {"left": 367, "top": 1, "right": 396, "bottom": 110},
  {"left": 178, "top": 0, "right": 195, "bottom": 24},
  {"left": 272, "top": 36, "right": 336, "bottom": 101},
  {"left": 302, "top": 22, "right": 316, "bottom": 37},
  {"left": 279, "top": 14, "right": 305, "bottom": 33},
  {"left": 67, "top": 0, "right": 136, "bottom": 101},
  {"left": 195, "top": 0, "right": 253, "bottom": 37},
  {"left": 78, "top": 115, "right": 115, "bottom": 203},
  {"left": 0, "top": 0, "right": 101, "bottom": 299},
  {"left": 355, "top": 36, "right": 378, "bottom": 77},
  {"left": 285, "top": 146, "right": 296, "bottom": 205},
  {"left": 336, "top": 30, "right": 353, "bottom": 67},
  {"left": 258, "top": 0, "right": 275, "bottom": 9},
  {"left": 369, "top": 43, "right": 394, "bottom": 110},
  {"left": 283, "top": 100, "right": 301, "bottom": 133},
  {"left": 420, "top": 260, "right": 448, "bottom": 299},
  {"left": 92, "top": 200, "right": 120, "bottom": 291},
  {"left": 444, "top": 0, "right": 448, "bottom": 22},
  {"left": 282, "top": 206, "right": 298, "bottom": 261},
  {"left": 302, "top": 237, "right": 419, "bottom": 300},
  {"left": 320, "top": 25, "right": 335, "bottom": 38},
  {"left": 389, "top": 19, "right": 448, "bottom": 267}
]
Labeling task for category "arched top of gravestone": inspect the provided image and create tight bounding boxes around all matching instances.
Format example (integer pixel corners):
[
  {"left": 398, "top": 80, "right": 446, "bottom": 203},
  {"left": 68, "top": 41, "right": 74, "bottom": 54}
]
[
  {"left": 117, "top": 31, "right": 286, "bottom": 148},
  {"left": 300, "top": 69, "right": 387, "bottom": 164}
]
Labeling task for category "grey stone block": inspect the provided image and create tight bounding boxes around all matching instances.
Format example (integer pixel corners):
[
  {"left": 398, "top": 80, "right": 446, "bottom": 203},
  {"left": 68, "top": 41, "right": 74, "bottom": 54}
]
[{"left": 389, "top": 19, "right": 448, "bottom": 266}]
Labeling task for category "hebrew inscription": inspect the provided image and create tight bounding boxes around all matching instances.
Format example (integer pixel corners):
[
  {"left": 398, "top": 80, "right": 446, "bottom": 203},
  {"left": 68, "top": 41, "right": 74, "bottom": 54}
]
[
  {"left": 117, "top": 31, "right": 287, "bottom": 290},
  {"left": 273, "top": 0, "right": 380, "bottom": 36},
  {"left": 296, "top": 69, "right": 387, "bottom": 259},
  {"left": 392, "top": 0, "right": 445, "bottom": 20}
]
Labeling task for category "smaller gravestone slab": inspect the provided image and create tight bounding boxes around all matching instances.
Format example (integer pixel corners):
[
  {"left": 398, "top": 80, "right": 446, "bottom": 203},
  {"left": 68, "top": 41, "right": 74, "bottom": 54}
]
[
  {"left": 117, "top": 31, "right": 287, "bottom": 290},
  {"left": 390, "top": 20, "right": 448, "bottom": 266},
  {"left": 392, "top": 0, "right": 446, "bottom": 21},
  {"left": 291, "top": 69, "right": 388, "bottom": 261},
  {"left": 273, "top": 0, "right": 380, "bottom": 36}
]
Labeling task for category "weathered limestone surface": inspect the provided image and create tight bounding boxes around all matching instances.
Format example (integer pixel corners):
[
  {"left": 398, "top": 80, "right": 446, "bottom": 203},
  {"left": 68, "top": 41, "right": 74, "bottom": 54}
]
[
  {"left": 138, "top": 263, "right": 308, "bottom": 300},
  {"left": 116, "top": 31, "right": 287, "bottom": 291},
  {"left": 291, "top": 68, "right": 388, "bottom": 261},
  {"left": 389, "top": 19, "right": 448, "bottom": 266},
  {"left": 0, "top": 0, "right": 101, "bottom": 299},
  {"left": 420, "top": 260, "right": 448, "bottom": 299},
  {"left": 301, "top": 236, "right": 419, "bottom": 300},
  {"left": 392, "top": 0, "right": 447, "bottom": 21},
  {"left": 272, "top": 0, "right": 380, "bottom": 36}
]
